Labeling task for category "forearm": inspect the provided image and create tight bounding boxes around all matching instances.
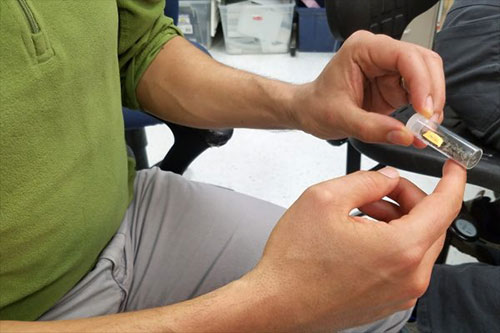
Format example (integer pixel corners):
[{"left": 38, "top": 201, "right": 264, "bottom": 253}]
[
  {"left": 137, "top": 36, "right": 301, "bottom": 130},
  {"left": 0, "top": 277, "right": 288, "bottom": 333}
]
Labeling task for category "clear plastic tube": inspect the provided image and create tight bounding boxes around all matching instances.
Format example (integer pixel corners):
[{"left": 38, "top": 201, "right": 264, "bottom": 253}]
[{"left": 406, "top": 113, "right": 483, "bottom": 169}]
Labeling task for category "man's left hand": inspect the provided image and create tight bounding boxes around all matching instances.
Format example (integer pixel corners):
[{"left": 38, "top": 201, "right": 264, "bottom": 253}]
[{"left": 292, "top": 30, "right": 445, "bottom": 146}]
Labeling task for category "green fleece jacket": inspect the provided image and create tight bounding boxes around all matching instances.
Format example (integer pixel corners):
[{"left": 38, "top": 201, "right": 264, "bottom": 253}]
[{"left": 0, "top": 0, "right": 181, "bottom": 320}]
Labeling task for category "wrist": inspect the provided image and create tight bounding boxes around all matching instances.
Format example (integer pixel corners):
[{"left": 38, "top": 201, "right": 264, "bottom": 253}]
[
  {"left": 281, "top": 83, "right": 304, "bottom": 130},
  {"left": 166, "top": 271, "right": 291, "bottom": 332},
  {"left": 261, "top": 78, "right": 303, "bottom": 130},
  {"left": 286, "top": 82, "right": 319, "bottom": 133},
  {"left": 234, "top": 268, "right": 313, "bottom": 332}
]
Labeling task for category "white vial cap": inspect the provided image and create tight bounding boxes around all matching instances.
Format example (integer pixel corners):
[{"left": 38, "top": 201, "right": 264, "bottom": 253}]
[{"left": 406, "top": 113, "right": 432, "bottom": 137}]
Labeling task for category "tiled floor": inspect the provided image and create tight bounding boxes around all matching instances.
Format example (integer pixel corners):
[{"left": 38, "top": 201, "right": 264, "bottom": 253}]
[{"left": 146, "top": 36, "right": 489, "bottom": 265}]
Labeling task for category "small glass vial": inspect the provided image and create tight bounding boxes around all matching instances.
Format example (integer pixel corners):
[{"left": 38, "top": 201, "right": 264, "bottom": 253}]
[{"left": 406, "top": 113, "right": 483, "bottom": 169}]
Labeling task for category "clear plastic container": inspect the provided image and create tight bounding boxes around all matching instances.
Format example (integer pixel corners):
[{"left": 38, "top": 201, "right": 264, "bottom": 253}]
[
  {"left": 219, "top": 1, "right": 295, "bottom": 54},
  {"left": 406, "top": 113, "right": 483, "bottom": 169},
  {"left": 179, "top": 0, "right": 213, "bottom": 48}
]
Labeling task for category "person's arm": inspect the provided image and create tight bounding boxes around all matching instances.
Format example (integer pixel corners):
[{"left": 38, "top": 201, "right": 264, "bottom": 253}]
[
  {"left": 0, "top": 278, "right": 276, "bottom": 332},
  {"left": 137, "top": 36, "right": 298, "bottom": 131},
  {"left": 2, "top": 30, "right": 456, "bottom": 332},
  {"left": 137, "top": 31, "right": 445, "bottom": 145},
  {"left": 1, "top": 161, "right": 466, "bottom": 332}
]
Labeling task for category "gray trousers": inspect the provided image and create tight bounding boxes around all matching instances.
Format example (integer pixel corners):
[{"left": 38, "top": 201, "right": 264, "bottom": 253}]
[
  {"left": 417, "top": 263, "right": 500, "bottom": 333},
  {"left": 40, "top": 167, "right": 411, "bottom": 332},
  {"left": 436, "top": 0, "right": 500, "bottom": 150},
  {"left": 415, "top": 2, "right": 500, "bottom": 331}
]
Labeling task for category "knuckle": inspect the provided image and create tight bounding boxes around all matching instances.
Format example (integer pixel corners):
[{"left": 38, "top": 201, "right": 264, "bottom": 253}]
[
  {"left": 407, "top": 276, "right": 430, "bottom": 299},
  {"left": 429, "top": 50, "right": 443, "bottom": 63},
  {"left": 398, "top": 247, "right": 424, "bottom": 270},
  {"left": 350, "top": 30, "right": 373, "bottom": 41},
  {"left": 374, "top": 32, "right": 393, "bottom": 42},
  {"left": 304, "top": 185, "right": 334, "bottom": 206},
  {"left": 346, "top": 30, "right": 377, "bottom": 48},
  {"left": 407, "top": 44, "right": 421, "bottom": 56}
]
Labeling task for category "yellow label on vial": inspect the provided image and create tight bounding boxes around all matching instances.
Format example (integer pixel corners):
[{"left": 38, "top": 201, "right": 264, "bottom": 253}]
[{"left": 423, "top": 130, "right": 444, "bottom": 147}]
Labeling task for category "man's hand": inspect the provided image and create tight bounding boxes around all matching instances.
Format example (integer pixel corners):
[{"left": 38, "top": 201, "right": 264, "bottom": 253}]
[
  {"left": 241, "top": 160, "right": 465, "bottom": 331},
  {"left": 139, "top": 32, "right": 445, "bottom": 148},
  {"left": 1, "top": 162, "right": 465, "bottom": 332},
  {"left": 292, "top": 30, "right": 446, "bottom": 145}
]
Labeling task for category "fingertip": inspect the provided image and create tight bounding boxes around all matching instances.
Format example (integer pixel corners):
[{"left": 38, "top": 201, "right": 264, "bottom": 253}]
[{"left": 411, "top": 95, "right": 434, "bottom": 120}]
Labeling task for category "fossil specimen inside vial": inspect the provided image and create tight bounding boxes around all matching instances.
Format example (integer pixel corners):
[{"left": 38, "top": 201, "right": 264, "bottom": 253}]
[{"left": 406, "top": 113, "right": 483, "bottom": 169}]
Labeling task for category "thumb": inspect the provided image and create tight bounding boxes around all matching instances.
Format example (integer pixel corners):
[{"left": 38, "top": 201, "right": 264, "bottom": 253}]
[
  {"left": 315, "top": 167, "right": 401, "bottom": 213},
  {"left": 345, "top": 108, "right": 414, "bottom": 146}
]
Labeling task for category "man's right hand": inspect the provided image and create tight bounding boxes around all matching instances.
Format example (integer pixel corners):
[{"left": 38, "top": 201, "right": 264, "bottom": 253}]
[
  {"left": 1, "top": 162, "right": 465, "bottom": 332},
  {"left": 242, "top": 160, "right": 466, "bottom": 331}
]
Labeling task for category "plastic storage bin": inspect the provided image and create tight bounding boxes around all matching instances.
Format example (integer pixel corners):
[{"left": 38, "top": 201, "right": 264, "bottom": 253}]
[
  {"left": 179, "top": 0, "right": 213, "bottom": 48},
  {"left": 219, "top": 1, "right": 295, "bottom": 54},
  {"left": 296, "top": 7, "right": 342, "bottom": 52}
]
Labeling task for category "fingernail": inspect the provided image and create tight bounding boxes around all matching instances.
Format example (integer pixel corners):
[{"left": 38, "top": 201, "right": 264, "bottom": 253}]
[
  {"left": 423, "top": 96, "right": 434, "bottom": 119},
  {"left": 387, "top": 130, "right": 412, "bottom": 145},
  {"left": 378, "top": 167, "right": 400, "bottom": 179}
]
